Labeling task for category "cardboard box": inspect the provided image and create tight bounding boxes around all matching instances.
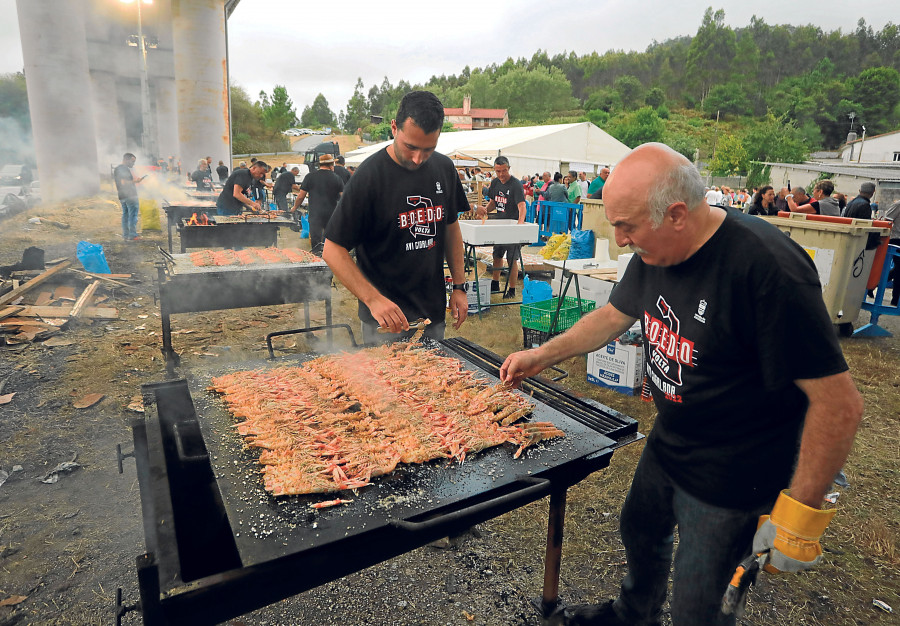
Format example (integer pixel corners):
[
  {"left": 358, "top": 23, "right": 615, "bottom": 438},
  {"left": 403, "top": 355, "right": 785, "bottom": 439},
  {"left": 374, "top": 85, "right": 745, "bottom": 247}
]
[{"left": 586, "top": 340, "right": 644, "bottom": 395}]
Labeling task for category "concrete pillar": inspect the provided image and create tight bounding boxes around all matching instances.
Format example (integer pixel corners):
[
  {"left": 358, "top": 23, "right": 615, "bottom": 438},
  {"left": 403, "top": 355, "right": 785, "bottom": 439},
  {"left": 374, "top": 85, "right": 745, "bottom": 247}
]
[
  {"left": 16, "top": 0, "right": 100, "bottom": 203},
  {"left": 91, "top": 70, "right": 126, "bottom": 172},
  {"left": 172, "top": 0, "right": 230, "bottom": 169},
  {"left": 155, "top": 77, "right": 180, "bottom": 166}
]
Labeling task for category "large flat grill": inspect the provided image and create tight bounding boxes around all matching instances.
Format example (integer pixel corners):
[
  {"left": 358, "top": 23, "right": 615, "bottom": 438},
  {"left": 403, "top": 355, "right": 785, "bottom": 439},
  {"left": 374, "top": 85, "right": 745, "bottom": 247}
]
[
  {"left": 126, "top": 337, "right": 640, "bottom": 625},
  {"left": 155, "top": 252, "right": 332, "bottom": 366},
  {"left": 177, "top": 217, "right": 293, "bottom": 253}
]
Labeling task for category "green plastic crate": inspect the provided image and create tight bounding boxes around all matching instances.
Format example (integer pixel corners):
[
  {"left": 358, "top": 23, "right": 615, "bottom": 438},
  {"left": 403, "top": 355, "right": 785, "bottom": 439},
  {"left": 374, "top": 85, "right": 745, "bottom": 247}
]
[{"left": 520, "top": 296, "right": 596, "bottom": 332}]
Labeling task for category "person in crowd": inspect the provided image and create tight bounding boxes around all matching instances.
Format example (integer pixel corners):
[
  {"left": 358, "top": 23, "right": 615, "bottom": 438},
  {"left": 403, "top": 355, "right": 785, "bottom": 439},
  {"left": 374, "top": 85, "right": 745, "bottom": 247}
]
[
  {"left": 347, "top": 166, "right": 356, "bottom": 176},
  {"left": 190, "top": 159, "right": 213, "bottom": 190},
  {"left": 844, "top": 182, "right": 875, "bottom": 219},
  {"left": 216, "top": 160, "right": 268, "bottom": 215},
  {"left": 788, "top": 185, "right": 810, "bottom": 208},
  {"left": 334, "top": 155, "right": 352, "bottom": 184},
  {"left": 322, "top": 90, "right": 469, "bottom": 344},
  {"left": 578, "top": 171, "right": 590, "bottom": 198},
  {"left": 291, "top": 155, "right": 344, "bottom": 255},
  {"left": 476, "top": 156, "right": 527, "bottom": 299},
  {"left": 774, "top": 187, "right": 790, "bottom": 213},
  {"left": 536, "top": 171, "right": 552, "bottom": 201},
  {"left": 747, "top": 185, "right": 778, "bottom": 216},
  {"left": 883, "top": 198, "right": 900, "bottom": 306},
  {"left": 113, "top": 152, "right": 146, "bottom": 241},
  {"left": 588, "top": 167, "right": 610, "bottom": 197},
  {"left": 216, "top": 160, "right": 229, "bottom": 183},
  {"left": 567, "top": 170, "right": 582, "bottom": 204},
  {"left": 788, "top": 181, "right": 840, "bottom": 216},
  {"left": 499, "top": 142, "right": 863, "bottom": 626},
  {"left": 273, "top": 166, "right": 301, "bottom": 212},
  {"left": 205, "top": 156, "right": 213, "bottom": 175},
  {"left": 523, "top": 175, "right": 534, "bottom": 203},
  {"left": 548, "top": 172, "right": 569, "bottom": 202}
]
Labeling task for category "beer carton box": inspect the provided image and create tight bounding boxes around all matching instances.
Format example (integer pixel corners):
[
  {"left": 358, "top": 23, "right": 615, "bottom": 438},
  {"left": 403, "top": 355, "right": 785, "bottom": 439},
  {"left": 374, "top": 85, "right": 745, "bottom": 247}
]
[{"left": 586, "top": 340, "right": 644, "bottom": 395}]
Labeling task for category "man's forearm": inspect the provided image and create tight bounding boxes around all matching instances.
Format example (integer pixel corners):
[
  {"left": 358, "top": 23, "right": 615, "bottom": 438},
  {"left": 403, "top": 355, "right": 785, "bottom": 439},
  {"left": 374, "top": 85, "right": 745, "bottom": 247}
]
[
  {"left": 445, "top": 222, "right": 465, "bottom": 284},
  {"left": 537, "top": 304, "right": 636, "bottom": 366},
  {"left": 517, "top": 201, "right": 526, "bottom": 224},
  {"left": 790, "top": 372, "right": 863, "bottom": 506}
]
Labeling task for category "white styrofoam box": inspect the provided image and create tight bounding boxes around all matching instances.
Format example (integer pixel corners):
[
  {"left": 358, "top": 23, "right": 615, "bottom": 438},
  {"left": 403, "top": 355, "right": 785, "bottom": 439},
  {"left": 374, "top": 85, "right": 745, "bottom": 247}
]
[
  {"left": 616, "top": 253, "right": 634, "bottom": 281},
  {"left": 459, "top": 220, "right": 539, "bottom": 245},
  {"left": 586, "top": 340, "right": 644, "bottom": 395},
  {"left": 550, "top": 277, "right": 615, "bottom": 307},
  {"left": 594, "top": 238, "right": 610, "bottom": 261}
]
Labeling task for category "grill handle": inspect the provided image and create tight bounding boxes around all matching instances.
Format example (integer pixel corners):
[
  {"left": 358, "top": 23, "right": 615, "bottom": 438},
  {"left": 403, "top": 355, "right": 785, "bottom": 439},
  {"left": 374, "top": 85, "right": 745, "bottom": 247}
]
[
  {"left": 265, "top": 324, "right": 358, "bottom": 358},
  {"left": 389, "top": 476, "right": 551, "bottom": 534}
]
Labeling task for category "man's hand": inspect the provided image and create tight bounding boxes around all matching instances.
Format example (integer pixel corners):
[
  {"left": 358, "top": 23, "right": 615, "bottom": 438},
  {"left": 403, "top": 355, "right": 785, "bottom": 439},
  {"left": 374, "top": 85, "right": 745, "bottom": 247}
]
[
  {"left": 475, "top": 205, "right": 487, "bottom": 220},
  {"left": 499, "top": 348, "right": 550, "bottom": 387},
  {"left": 751, "top": 490, "right": 836, "bottom": 573},
  {"left": 448, "top": 289, "right": 468, "bottom": 330},
  {"left": 368, "top": 295, "right": 409, "bottom": 333}
]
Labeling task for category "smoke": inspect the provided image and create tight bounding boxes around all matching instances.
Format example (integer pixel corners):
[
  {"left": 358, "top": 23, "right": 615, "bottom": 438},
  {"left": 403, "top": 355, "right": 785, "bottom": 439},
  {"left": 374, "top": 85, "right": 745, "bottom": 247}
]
[{"left": 0, "top": 115, "right": 34, "bottom": 167}]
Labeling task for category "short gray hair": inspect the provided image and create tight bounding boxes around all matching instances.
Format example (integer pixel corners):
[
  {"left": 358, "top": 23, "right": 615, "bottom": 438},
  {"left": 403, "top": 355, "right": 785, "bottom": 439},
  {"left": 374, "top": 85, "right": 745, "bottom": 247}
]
[{"left": 647, "top": 163, "right": 705, "bottom": 227}]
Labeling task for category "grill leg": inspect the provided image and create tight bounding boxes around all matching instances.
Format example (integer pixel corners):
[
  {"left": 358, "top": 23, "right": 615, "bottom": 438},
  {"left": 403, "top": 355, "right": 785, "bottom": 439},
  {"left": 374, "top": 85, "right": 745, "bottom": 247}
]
[
  {"left": 540, "top": 485, "right": 567, "bottom": 616},
  {"left": 135, "top": 553, "right": 165, "bottom": 625},
  {"left": 325, "top": 294, "right": 333, "bottom": 347}
]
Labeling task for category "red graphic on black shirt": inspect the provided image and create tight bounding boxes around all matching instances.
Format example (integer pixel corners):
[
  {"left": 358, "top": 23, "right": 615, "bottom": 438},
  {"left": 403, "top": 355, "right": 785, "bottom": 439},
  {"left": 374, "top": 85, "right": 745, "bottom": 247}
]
[
  {"left": 644, "top": 296, "right": 695, "bottom": 389},
  {"left": 398, "top": 196, "right": 444, "bottom": 238},
  {"left": 492, "top": 190, "right": 509, "bottom": 211}
]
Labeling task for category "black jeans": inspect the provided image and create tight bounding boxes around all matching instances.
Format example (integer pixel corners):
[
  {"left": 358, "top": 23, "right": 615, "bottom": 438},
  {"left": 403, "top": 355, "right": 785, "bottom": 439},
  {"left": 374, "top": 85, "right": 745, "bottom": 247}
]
[{"left": 612, "top": 445, "right": 773, "bottom": 625}]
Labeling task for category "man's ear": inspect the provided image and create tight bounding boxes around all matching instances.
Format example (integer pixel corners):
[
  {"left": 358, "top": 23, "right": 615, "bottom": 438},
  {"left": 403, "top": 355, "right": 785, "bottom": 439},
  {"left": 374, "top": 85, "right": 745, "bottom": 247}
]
[{"left": 667, "top": 202, "right": 690, "bottom": 229}]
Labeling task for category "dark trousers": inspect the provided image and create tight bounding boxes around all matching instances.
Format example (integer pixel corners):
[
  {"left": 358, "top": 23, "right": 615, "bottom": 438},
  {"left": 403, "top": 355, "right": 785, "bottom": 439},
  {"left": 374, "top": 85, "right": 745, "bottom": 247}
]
[
  {"left": 612, "top": 446, "right": 773, "bottom": 625},
  {"left": 308, "top": 214, "right": 327, "bottom": 256}
]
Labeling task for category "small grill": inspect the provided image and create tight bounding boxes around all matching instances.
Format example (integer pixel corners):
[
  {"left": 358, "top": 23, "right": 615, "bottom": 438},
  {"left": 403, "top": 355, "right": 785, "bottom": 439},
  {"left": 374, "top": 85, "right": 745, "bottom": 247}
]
[
  {"left": 155, "top": 251, "right": 332, "bottom": 367},
  {"left": 177, "top": 215, "right": 294, "bottom": 253},
  {"left": 162, "top": 201, "right": 217, "bottom": 253},
  {"left": 122, "top": 335, "right": 641, "bottom": 625}
]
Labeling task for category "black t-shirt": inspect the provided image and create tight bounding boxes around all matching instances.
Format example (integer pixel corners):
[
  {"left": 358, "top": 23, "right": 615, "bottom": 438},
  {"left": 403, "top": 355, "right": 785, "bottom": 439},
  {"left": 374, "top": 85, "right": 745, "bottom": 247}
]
[
  {"left": 334, "top": 165, "right": 351, "bottom": 184},
  {"left": 844, "top": 196, "right": 872, "bottom": 219},
  {"left": 273, "top": 170, "right": 297, "bottom": 197},
  {"left": 216, "top": 164, "right": 229, "bottom": 181},
  {"left": 191, "top": 168, "right": 212, "bottom": 190},
  {"left": 217, "top": 168, "right": 254, "bottom": 212},
  {"left": 327, "top": 147, "right": 468, "bottom": 324},
  {"left": 300, "top": 168, "right": 344, "bottom": 222},
  {"left": 487, "top": 176, "right": 526, "bottom": 219},
  {"left": 609, "top": 211, "right": 848, "bottom": 509},
  {"left": 113, "top": 164, "right": 137, "bottom": 200}
]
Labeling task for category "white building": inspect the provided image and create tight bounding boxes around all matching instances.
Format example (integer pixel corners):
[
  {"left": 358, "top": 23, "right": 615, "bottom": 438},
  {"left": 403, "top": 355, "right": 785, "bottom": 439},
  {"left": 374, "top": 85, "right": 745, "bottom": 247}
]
[
  {"left": 840, "top": 128, "right": 900, "bottom": 164},
  {"left": 344, "top": 122, "right": 631, "bottom": 177}
]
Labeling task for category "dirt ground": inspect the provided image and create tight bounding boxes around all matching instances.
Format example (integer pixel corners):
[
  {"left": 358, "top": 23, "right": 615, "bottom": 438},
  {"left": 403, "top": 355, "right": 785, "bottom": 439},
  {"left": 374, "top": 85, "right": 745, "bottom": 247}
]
[{"left": 0, "top": 192, "right": 898, "bottom": 626}]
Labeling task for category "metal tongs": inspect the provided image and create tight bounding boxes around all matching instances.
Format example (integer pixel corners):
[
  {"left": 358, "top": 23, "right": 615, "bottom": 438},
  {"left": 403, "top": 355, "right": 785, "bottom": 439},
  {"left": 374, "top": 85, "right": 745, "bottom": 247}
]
[{"left": 376, "top": 317, "right": 431, "bottom": 334}]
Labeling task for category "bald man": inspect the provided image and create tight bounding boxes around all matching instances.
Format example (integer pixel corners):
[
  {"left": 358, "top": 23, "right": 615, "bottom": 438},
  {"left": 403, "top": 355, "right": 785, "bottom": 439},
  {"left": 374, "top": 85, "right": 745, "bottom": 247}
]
[{"left": 501, "top": 143, "right": 862, "bottom": 625}]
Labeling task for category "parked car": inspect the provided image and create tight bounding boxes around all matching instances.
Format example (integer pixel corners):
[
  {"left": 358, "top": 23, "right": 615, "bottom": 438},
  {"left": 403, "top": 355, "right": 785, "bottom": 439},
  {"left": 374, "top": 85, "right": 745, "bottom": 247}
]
[{"left": 0, "top": 164, "right": 24, "bottom": 185}]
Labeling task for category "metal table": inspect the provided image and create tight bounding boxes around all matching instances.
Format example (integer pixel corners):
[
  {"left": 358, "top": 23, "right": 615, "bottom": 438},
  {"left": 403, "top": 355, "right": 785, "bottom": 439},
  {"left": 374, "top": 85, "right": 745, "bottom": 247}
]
[{"left": 119, "top": 336, "right": 640, "bottom": 625}]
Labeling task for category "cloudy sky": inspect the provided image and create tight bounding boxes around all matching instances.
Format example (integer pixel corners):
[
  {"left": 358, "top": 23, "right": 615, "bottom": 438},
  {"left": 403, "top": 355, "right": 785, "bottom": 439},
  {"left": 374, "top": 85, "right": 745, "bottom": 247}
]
[{"left": 1, "top": 0, "right": 896, "bottom": 119}]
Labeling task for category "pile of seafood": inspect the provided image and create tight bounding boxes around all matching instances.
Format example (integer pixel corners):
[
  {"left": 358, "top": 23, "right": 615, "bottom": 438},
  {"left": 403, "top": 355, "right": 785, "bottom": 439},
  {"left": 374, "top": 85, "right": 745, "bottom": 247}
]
[
  {"left": 209, "top": 343, "right": 564, "bottom": 496},
  {"left": 189, "top": 247, "right": 322, "bottom": 267}
]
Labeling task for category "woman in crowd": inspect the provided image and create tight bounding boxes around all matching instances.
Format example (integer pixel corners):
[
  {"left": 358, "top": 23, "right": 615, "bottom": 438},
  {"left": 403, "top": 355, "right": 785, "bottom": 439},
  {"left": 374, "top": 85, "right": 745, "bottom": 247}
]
[{"left": 747, "top": 185, "right": 778, "bottom": 216}]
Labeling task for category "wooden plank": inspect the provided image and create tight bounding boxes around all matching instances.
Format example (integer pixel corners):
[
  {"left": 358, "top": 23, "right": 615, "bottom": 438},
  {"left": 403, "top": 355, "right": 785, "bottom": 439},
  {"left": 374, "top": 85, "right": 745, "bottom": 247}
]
[
  {"left": 0, "top": 306, "right": 24, "bottom": 321},
  {"left": 33, "top": 291, "right": 54, "bottom": 306},
  {"left": 0, "top": 260, "right": 71, "bottom": 307},
  {"left": 67, "top": 268, "right": 133, "bottom": 288},
  {"left": 16, "top": 305, "right": 119, "bottom": 320},
  {"left": 53, "top": 285, "right": 77, "bottom": 300},
  {"left": 70, "top": 281, "right": 100, "bottom": 318}
]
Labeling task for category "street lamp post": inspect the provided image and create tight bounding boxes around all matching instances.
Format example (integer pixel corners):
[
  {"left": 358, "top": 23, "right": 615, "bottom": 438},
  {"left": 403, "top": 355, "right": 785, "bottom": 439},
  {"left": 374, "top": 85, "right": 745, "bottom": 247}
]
[{"left": 122, "top": 0, "right": 157, "bottom": 163}]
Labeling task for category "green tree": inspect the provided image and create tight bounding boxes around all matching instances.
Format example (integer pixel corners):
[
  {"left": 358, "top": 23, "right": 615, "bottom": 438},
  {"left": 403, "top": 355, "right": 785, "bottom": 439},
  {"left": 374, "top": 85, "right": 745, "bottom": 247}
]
[
  {"left": 851, "top": 66, "right": 900, "bottom": 134},
  {"left": 492, "top": 66, "right": 574, "bottom": 121},
  {"left": 0, "top": 72, "right": 30, "bottom": 130},
  {"left": 607, "top": 107, "right": 666, "bottom": 147},
  {"left": 614, "top": 75, "right": 645, "bottom": 109},
  {"left": 342, "top": 77, "right": 369, "bottom": 133},
  {"left": 645, "top": 87, "right": 665, "bottom": 109},
  {"left": 708, "top": 133, "right": 748, "bottom": 175},
  {"left": 701, "top": 83, "right": 749, "bottom": 117},
  {"left": 742, "top": 113, "right": 809, "bottom": 186},
  {"left": 300, "top": 93, "right": 337, "bottom": 128},
  {"left": 257, "top": 85, "right": 297, "bottom": 135},
  {"left": 686, "top": 8, "right": 737, "bottom": 102}
]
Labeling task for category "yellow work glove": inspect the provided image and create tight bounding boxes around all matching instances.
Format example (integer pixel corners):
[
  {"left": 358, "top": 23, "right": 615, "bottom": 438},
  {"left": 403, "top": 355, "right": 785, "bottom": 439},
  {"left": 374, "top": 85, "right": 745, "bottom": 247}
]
[{"left": 751, "top": 490, "right": 836, "bottom": 573}]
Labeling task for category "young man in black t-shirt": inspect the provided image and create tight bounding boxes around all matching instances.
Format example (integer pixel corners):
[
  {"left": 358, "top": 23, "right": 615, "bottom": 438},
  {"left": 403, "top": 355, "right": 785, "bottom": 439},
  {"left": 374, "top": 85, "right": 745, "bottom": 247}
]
[
  {"left": 291, "top": 156, "right": 344, "bottom": 255},
  {"left": 273, "top": 167, "right": 301, "bottom": 212},
  {"left": 501, "top": 144, "right": 863, "bottom": 626},
  {"left": 475, "top": 156, "right": 526, "bottom": 298},
  {"left": 113, "top": 152, "right": 146, "bottom": 241},
  {"left": 216, "top": 161, "right": 268, "bottom": 215},
  {"left": 323, "top": 91, "right": 470, "bottom": 343}
]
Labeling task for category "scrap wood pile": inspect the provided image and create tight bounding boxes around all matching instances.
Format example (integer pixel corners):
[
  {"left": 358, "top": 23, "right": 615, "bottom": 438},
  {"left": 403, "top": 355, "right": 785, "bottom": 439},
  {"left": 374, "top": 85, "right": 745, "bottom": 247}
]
[
  {"left": 189, "top": 247, "right": 321, "bottom": 267},
  {"left": 0, "top": 258, "right": 127, "bottom": 346},
  {"left": 209, "top": 342, "right": 565, "bottom": 496}
]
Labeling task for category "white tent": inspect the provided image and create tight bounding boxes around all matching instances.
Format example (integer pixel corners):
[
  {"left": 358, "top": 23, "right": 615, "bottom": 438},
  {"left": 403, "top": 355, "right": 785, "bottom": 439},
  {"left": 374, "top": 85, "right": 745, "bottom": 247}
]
[{"left": 344, "top": 122, "right": 631, "bottom": 176}]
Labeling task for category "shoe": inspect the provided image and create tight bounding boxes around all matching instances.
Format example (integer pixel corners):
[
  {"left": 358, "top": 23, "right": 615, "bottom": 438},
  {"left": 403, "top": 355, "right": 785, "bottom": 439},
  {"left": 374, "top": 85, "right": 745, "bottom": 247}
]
[
  {"left": 131, "top": 236, "right": 143, "bottom": 241},
  {"left": 546, "top": 600, "right": 625, "bottom": 626},
  {"left": 490, "top": 280, "right": 502, "bottom": 293},
  {"left": 502, "top": 288, "right": 516, "bottom": 299}
]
